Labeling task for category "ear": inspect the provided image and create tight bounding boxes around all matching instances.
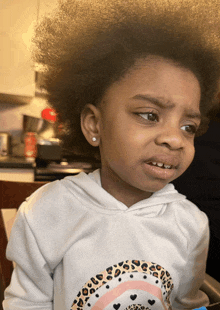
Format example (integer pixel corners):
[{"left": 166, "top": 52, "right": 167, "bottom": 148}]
[{"left": 81, "top": 104, "right": 101, "bottom": 146}]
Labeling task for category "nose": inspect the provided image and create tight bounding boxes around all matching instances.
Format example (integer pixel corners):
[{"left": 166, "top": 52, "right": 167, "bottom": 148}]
[{"left": 155, "top": 128, "right": 185, "bottom": 150}]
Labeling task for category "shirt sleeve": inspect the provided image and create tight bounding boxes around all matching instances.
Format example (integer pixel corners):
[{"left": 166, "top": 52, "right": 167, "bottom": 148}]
[
  {"left": 3, "top": 202, "right": 54, "bottom": 310},
  {"left": 172, "top": 210, "right": 210, "bottom": 310}
]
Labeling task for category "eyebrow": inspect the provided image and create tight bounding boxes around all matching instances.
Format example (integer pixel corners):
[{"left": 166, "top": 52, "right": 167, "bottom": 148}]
[{"left": 131, "top": 94, "right": 202, "bottom": 121}]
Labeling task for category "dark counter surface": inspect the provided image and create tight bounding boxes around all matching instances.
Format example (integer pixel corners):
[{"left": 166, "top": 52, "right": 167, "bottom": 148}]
[{"left": 0, "top": 156, "right": 35, "bottom": 169}]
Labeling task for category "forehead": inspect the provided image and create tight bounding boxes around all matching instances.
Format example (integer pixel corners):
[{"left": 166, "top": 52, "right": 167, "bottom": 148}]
[{"left": 101, "top": 56, "right": 201, "bottom": 111}]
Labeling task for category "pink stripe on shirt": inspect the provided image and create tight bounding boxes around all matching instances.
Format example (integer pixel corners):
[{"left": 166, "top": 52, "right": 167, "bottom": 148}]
[{"left": 90, "top": 280, "right": 168, "bottom": 310}]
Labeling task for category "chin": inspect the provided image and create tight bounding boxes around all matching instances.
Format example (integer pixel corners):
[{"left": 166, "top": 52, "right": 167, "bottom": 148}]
[{"left": 139, "top": 179, "right": 172, "bottom": 194}]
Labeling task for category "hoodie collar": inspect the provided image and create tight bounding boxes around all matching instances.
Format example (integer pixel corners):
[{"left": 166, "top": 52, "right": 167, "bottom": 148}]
[{"left": 64, "top": 169, "right": 186, "bottom": 214}]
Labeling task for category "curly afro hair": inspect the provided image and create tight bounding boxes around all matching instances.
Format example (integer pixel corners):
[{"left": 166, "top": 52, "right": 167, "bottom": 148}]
[{"left": 33, "top": 0, "right": 220, "bottom": 159}]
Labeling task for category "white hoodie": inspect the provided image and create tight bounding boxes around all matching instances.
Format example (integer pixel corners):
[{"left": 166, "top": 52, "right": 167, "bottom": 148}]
[{"left": 3, "top": 169, "right": 209, "bottom": 310}]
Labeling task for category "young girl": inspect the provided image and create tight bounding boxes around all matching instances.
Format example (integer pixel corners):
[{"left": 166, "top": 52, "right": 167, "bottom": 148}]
[{"left": 3, "top": 1, "right": 220, "bottom": 310}]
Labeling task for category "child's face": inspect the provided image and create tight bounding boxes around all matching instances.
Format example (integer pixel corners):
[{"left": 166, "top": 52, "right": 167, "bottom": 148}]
[{"left": 93, "top": 57, "right": 201, "bottom": 205}]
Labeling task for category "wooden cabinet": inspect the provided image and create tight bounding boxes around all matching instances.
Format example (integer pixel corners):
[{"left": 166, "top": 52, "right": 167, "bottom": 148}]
[{"left": 0, "top": 0, "right": 38, "bottom": 98}]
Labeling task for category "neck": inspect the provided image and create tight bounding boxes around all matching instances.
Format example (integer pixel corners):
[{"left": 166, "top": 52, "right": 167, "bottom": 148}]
[{"left": 100, "top": 168, "right": 152, "bottom": 207}]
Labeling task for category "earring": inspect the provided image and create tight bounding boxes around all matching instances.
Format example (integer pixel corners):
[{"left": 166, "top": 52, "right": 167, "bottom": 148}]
[{"left": 92, "top": 137, "right": 97, "bottom": 142}]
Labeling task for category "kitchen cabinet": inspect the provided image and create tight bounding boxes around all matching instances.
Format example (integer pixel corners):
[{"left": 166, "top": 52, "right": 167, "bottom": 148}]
[
  {"left": 0, "top": 156, "right": 35, "bottom": 181},
  {"left": 0, "top": 0, "right": 38, "bottom": 98},
  {"left": 0, "top": 168, "right": 34, "bottom": 182},
  {"left": 0, "top": 0, "right": 59, "bottom": 102}
]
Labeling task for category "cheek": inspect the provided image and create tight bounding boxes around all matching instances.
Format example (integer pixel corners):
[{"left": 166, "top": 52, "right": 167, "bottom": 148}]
[{"left": 183, "top": 143, "right": 195, "bottom": 169}]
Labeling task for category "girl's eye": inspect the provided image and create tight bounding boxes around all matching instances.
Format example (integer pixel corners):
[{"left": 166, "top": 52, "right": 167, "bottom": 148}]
[
  {"left": 181, "top": 124, "right": 197, "bottom": 134},
  {"left": 139, "top": 112, "right": 159, "bottom": 122}
]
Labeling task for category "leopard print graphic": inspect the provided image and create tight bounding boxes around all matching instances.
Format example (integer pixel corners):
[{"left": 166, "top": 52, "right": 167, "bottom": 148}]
[
  {"left": 71, "top": 260, "right": 174, "bottom": 310},
  {"left": 125, "top": 304, "right": 150, "bottom": 310}
]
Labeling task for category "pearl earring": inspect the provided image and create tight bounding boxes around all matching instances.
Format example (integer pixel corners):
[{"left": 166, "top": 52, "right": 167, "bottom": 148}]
[{"left": 92, "top": 137, "right": 97, "bottom": 142}]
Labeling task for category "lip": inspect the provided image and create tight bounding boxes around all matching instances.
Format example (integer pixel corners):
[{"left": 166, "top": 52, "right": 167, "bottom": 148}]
[
  {"left": 143, "top": 154, "right": 180, "bottom": 180},
  {"left": 145, "top": 154, "right": 180, "bottom": 168},
  {"left": 143, "top": 162, "right": 177, "bottom": 180}
]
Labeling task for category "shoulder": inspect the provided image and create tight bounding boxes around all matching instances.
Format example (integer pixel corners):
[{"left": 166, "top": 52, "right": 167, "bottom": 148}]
[
  {"left": 18, "top": 174, "right": 90, "bottom": 228},
  {"left": 170, "top": 193, "right": 209, "bottom": 247},
  {"left": 168, "top": 184, "right": 207, "bottom": 222},
  {"left": 14, "top": 174, "right": 90, "bottom": 266},
  {"left": 176, "top": 198, "right": 208, "bottom": 222},
  {"left": 20, "top": 179, "right": 69, "bottom": 214}
]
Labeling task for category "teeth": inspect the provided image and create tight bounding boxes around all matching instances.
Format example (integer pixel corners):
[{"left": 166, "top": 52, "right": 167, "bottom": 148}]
[
  {"left": 157, "top": 163, "right": 163, "bottom": 167},
  {"left": 150, "top": 162, "right": 172, "bottom": 169},
  {"left": 164, "top": 165, "right": 171, "bottom": 169}
]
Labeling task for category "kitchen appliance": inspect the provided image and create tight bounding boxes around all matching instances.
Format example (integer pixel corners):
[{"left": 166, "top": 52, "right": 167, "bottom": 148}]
[
  {"left": 34, "top": 158, "right": 100, "bottom": 181},
  {"left": 22, "top": 114, "right": 62, "bottom": 160},
  {"left": 34, "top": 138, "right": 101, "bottom": 180},
  {"left": 22, "top": 114, "right": 56, "bottom": 141},
  {"left": 22, "top": 115, "right": 101, "bottom": 181},
  {"left": 37, "top": 138, "right": 62, "bottom": 161},
  {"left": 0, "top": 132, "right": 11, "bottom": 156}
]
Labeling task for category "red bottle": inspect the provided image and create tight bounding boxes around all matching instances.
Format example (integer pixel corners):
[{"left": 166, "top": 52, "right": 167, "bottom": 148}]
[{"left": 24, "top": 132, "right": 37, "bottom": 158}]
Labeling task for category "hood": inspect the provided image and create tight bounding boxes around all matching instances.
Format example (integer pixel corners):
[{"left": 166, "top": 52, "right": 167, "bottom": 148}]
[{"left": 63, "top": 169, "right": 186, "bottom": 214}]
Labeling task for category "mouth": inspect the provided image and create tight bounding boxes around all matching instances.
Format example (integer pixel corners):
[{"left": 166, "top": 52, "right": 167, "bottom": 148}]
[
  {"left": 147, "top": 162, "right": 173, "bottom": 170},
  {"left": 146, "top": 155, "right": 179, "bottom": 169},
  {"left": 143, "top": 155, "right": 179, "bottom": 180}
]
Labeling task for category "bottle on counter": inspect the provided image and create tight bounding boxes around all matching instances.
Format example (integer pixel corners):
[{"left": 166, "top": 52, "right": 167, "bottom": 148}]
[{"left": 24, "top": 132, "right": 37, "bottom": 159}]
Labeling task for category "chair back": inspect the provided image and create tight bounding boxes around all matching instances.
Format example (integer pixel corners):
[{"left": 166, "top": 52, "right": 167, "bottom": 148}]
[{"left": 0, "top": 180, "right": 47, "bottom": 305}]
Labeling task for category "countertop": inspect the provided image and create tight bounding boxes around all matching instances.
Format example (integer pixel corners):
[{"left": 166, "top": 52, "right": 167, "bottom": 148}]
[{"left": 0, "top": 156, "right": 35, "bottom": 169}]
